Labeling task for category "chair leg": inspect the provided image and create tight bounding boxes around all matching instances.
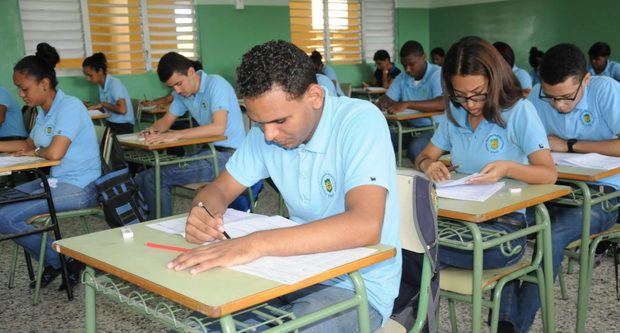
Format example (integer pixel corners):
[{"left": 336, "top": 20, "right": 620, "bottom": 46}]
[
  {"left": 24, "top": 250, "right": 35, "bottom": 281},
  {"left": 33, "top": 232, "right": 49, "bottom": 305},
  {"left": 567, "top": 249, "right": 577, "bottom": 274},
  {"left": 558, "top": 264, "right": 568, "bottom": 300},
  {"left": 8, "top": 242, "right": 19, "bottom": 289},
  {"left": 448, "top": 299, "right": 458, "bottom": 333},
  {"left": 536, "top": 267, "right": 548, "bottom": 333}
]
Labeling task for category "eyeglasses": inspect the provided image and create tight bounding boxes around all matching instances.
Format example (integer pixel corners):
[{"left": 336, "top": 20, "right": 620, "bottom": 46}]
[
  {"left": 538, "top": 76, "right": 584, "bottom": 105},
  {"left": 449, "top": 93, "right": 488, "bottom": 104}
]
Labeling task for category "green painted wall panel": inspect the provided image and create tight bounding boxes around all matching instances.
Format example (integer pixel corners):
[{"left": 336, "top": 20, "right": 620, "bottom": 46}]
[
  {"left": 198, "top": 5, "right": 291, "bottom": 85},
  {"left": 429, "top": 0, "right": 620, "bottom": 71},
  {"left": 396, "top": 8, "right": 430, "bottom": 57},
  {"left": 0, "top": 0, "right": 26, "bottom": 96}
]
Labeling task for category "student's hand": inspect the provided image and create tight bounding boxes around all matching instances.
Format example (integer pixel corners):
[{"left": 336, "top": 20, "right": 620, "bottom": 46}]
[
  {"left": 185, "top": 205, "right": 227, "bottom": 243},
  {"left": 141, "top": 100, "right": 156, "bottom": 107},
  {"left": 167, "top": 236, "right": 261, "bottom": 274},
  {"left": 386, "top": 102, "right": 408, "bottom": 114},
  {"left": 547, "top": 135, "right": 568, "bottom": 152},
  {"left": 467, "top": 161, "right": 513, "bottom": 184},
  {"left": 12, "top": 149, "right": 36, "bottom": 157},
  {"left": 425, "top": 161, "right": 451, "bottom": 182},
  {"left": 362, "top": 82, "right": 369, "bottom": 88},
  {"left": 143, "top": 131, "right": 182, "bottom": 144},
  {"left": 87, "top": 103, "right": 103, "bottom": 110}
]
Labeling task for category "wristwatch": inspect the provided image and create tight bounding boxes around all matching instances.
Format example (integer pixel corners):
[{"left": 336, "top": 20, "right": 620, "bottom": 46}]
[
  {"left": 567, "top": 139, "right": 578, "bottom": 153},
  {"left": 34, "top": 146, "right": 41, "bottom": 156}
]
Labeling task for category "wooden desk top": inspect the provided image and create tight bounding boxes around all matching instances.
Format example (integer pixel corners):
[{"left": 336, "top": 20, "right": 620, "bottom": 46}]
[
  {"left": 438, "top": 176, "right": 571, "bottom": 223},
  {"left": 53, "top": 217, "right": 395, "bottom": 318},
  {"left": 384, "top": 110, "right": 444, "bottom": 121},
  {"left": 117, "top": 133, "right": 226, "bottom": 151},
  {"left": 0, "top": 155, "right": 60, "bottom": 174}
]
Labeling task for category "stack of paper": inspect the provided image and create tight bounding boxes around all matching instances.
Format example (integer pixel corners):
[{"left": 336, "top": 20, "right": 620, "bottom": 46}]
[
  {"left": 146, "top": 209, "right": 377, "bottom": 285},
  {"left": 552, "top": 152, "right": 620, "bottom": 170},
  {"left": 0, "top": 155, "right": 44, "bottom": 168},
  {"left": 88, "top": 109, "right": 106, "bottom": 117},
  {"left": 435, "top": 173, "right": 505, "bottom": 202}
]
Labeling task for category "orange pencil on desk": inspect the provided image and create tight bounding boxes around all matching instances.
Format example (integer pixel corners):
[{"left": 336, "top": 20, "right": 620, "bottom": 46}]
[{"left": 146, "top": 242, "right": 190, "bottom": 253}]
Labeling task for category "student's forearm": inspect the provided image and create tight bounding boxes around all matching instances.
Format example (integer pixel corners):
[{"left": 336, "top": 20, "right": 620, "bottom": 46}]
[
  {"left": 176, "top": 123, "right": 226, "bottom": 140},
  {"left": 572, "top": 139, "right": 620, "bottom": 157},
  {"left": 405, "top": 97, "right": 445, "bottom": 112},
  {"left": 375, "top": 96, "right": 395, "bottom": 110},
  {"left": 192, "top": 182, "right": 232, "bottom": 215},
  {"left": 506, "top": 162, "right": 557, "bottom": 184},
  {"left": 0, "top": 140, "right": 32, "bottom": 153},
  {"left": 101, "top": 102, "right": 126, "bottom": 115}
]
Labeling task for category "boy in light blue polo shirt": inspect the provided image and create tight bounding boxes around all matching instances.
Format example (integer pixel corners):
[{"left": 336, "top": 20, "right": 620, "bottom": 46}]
[
  {"left": 310, "top": 50, "right": 345, "bottom": 96},
  {"left": 588, "top": 42, "right": 620, "bottom": 82},
  {"left": 167, "top": 40, "right": 402, "bottom": 333},
  {"left": 520, "top": 43, "right": 620, "bottom": 333},
  {"left": 376, "top": 40, "right": 445, "bottom": 163},
  {"left": 493, "top": 42, "right": 533, "bottom": 95},
  {"left": 83, "top": 52, "right": 135, "bottom": 134},
  {"left": 135, "top": 52, "right": 245, "bottom": 219},
  {"left": 0, "top": 86, "right": 27, "bottom": 139},
  {"left": 316, "top": 73, "right": 337, "bottom": 97}
]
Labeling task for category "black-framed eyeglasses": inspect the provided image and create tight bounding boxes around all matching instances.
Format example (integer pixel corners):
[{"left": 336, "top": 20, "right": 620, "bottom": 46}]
[
  {"left": 538, "top": 76, "right": 584, "bottom": 105},
  {"left": 449, "top": 93, "right": 488, "bottom": 104}
]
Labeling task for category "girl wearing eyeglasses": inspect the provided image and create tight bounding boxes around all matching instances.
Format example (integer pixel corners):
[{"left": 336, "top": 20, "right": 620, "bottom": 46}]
[{"left": 414, "top": 36, "right": 557, "bottom": 333}]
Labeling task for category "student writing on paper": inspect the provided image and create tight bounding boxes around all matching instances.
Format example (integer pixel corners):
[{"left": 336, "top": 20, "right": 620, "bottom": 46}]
[
  {"left": 310, "top": 50, "right": 345, "bottom": 97},
  {"left": 83, "top": 52, "right": 135, "bottom": 134},
  {"left": 134, "top": 52, "right": 247, "bottom": 219},
  {"left": 414, "top": 36, "right": 557, "bottom": 333},
  {"left": 376, "top": 40, "right": 445, "bottom": 163},
  {"left": 521, "top": 43, "right": 620, "bottom": 333},
  {"left": 493, "top": 41, "right": 533, "bottom": 97},
  {"left": 167, "top": 40, "right": 401, "bottom": 333},
  {"left": 0, "top": 43, "right": 100, "bottom": 290},
  {"left": 430, "top": 47, "right": 445, "bottom": 67},
  {"left": 0, "top": 85, "right": 27, "bottom": 140},
  {"left": 363, "top": 49, "right": 401, "bottom": 89}
]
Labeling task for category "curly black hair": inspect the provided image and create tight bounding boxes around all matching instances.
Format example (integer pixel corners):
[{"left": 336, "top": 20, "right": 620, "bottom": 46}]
[
  {"left": 588, "top": 42, "right": 611, "bottom": 58},
  {"left": 236, "top": 40, "right": 317, "bottom": 100},
  {"left": 539, "top": 43, "right": 587, "bottom": 85}
]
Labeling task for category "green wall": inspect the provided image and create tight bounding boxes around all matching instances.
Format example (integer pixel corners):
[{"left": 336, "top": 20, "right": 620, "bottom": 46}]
[
  {"left": 0, "top": 0, "right": 26, "bottom": 96},
  {"left": 429, "top": 0, "right": 620, "bottom": 70},
  {"left": 396, "top": 8, "right": 430, "bottom": 58}
]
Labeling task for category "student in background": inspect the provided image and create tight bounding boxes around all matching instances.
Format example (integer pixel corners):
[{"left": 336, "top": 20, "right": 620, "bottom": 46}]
[
  {"left": 310, "top": 50, "right": 345, "bottom": 96},
  {"left": 0, "top": 43, "right": 101, "bottom": 289},
  {"left": 316, "top": 72, "right": 338, "bottom": 97},
  {"left": 363, "top": 49, "right": 401, "bottom": 89},
  {"left": 588, "top": 41, "right": 620, "bottom": 82},
  {"left": 415, "top": 36, "right": 557, "bottom": 333},
  {"left": 0, "top": 86, "right": 27, "bottom": 140},
  {"left": 134, "top": 52, "right": 246, "bottom": 220},
  {"left": 376, "top": 40, "right": 444, "bottom": 162},
  {"left": 430, "top": 47, "right": 445, "bottom": 66},
  {"left": 142, "top": 61, "right": 203, "bottom": 108},
  {"left": 521, "top": 43, "right": 620, "bottom": 333},
  {"left": 493, "top": 41, "right": 533, "bottom": 96},
  {"left": 83, "top": 52, "right": 135, "bottom": 134},
  {"left": 168, "top": 40, "right": 401, "bottom": 333},
  {"left": 529, "top": 47, "right": 544, "bottom": 86}
]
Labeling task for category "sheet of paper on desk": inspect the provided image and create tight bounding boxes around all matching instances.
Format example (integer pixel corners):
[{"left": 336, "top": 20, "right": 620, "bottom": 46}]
[
  {"left": 88, "top": 110, "right": 105, "bottom": 116},
  {"left": 0, "top": 155, "right": 43, "bottom": 167},
  {"left": 435, "top": 173, "right": 480, "bottom": 188},
  {"left": 552, "top": 152, "right": 620, "bottom": 170},
  {"left": 365, "top": 86, "right": 385, "bottom": 92},
  {"left": 231, "top": 247, "right": 377, "bottom": 285},
  {"left": 436, "top": 182, "right": 505, "bottom": 202},
  {"left": 116, "top": 133, "right": 142, "bottom": 141},
  {"left": 382, "top": 109, "right": 420, "bottom": 116}
]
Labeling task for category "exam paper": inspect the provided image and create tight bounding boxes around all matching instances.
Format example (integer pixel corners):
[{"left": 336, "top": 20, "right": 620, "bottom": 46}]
[
  {"left": 436, "top": 182, "right": 505, "bottom": 202},
  {"left": 88, "top": 109, "right": 106, "bottom": 117},
  {"left": 435, "top": 173, "right": 480, "bottom": 188},
  {"left": 552, "top": 152, "right": 620, "bottom": 170},
  {"left": 365, "top": 86, "right": 385, "bottom": 92},
  {"left": 0, "top": 155, "right": 44, "bottom": 168}
]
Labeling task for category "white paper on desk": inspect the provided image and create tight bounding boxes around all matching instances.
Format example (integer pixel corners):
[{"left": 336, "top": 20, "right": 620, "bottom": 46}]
[
  {"left": 88, "top": 109, "right": 106, "bottom": 116},
  {"left": 382, "top": 109, "right": 420, "bottom": 116},
  {"left": 552, "top": 152, "right": 620, "bottom": 170},
  {"left": 0, "top": 155, "right": 44, "bottom": 168},
  {"left": 436, "top": 182, "right": 505, "bottom": 202},
  {"left": 365, "top": 86, "right": 385, "bottom": 92},
  {"left": 435, "top": 173, "right": 480, "bottom": 188},
  {"left": 116, "top": 133, "right": 142, "bottom": 142},
  {"left": 231, "top": 247, "right": 377, "bottom": 285}
]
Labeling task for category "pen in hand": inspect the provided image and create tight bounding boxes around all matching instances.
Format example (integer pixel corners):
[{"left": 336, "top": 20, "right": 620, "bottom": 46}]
[
  {"left": 197, "top": 201, "right": 231, "bottom": 239},
  {"left": 447, "top": 164, "right": 460, "bottom": 172}
]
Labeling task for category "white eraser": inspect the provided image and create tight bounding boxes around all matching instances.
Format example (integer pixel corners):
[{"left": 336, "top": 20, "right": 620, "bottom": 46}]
[
  {"left": 121, "top": 226, "right": 134, "bottom": 239},
  {"left": 509, "top": 187, "right": 522, "bottom": 194}
]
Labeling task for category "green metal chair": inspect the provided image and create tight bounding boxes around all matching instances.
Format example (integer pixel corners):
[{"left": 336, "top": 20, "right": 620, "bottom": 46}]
[
  {"left": 7, "top": 125, "right": 113, "bottom": 304},
  {"left": 375, "top": 172, "right": 437, "bottom": 333}
]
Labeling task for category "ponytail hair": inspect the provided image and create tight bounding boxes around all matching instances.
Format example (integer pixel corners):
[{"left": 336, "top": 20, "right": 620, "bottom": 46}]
[{"left": 14, "top": 42, "right": 60, "bottom": 89}]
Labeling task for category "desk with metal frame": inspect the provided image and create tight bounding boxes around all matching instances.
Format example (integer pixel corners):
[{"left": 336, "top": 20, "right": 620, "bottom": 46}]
[
  {"left": 551, "top": 165, "right": 620, "bottom": 333},
  {"left": 0, "top": 157, "right": 73, "bottom": 303},
  {"left": 117, "top": 134, "right": 225, "bottom": 219},
  {"left": 89, "top": 111, "right": 110, "bottom": 126},
  {"left": 351, "top": 87, "right": 387, "bottom": 103},
  {"left": 437, "top": 176, "right": 570, "bottom": 333},
  {"left": 52, "top": 217, "right": 396, "bottom": 333},
  {"left": 384, "top": 110, "right": 443, "bottom": 167}
]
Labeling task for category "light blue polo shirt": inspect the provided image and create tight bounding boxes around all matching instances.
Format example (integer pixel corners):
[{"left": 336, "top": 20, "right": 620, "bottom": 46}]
[
  {"left": 169, "top": 70, "right": 245, "bottom": 149},
  {"left": 29, "top": 89, "right": 101, "bottom": 188},
  {"left": 530, "top": 68, "right": 540, "bottom": 86},
  {"left": 322, "top": 65, "right": 345, "bottom": 96},
  {"left": 528, "top": 76, "right": 620, "bottom": 188},
  {"left": 0, "top": 86, "right": 27, "bottom": 138},
  {"left": 432, "top": 99, "right": 549, "bottom": 175},
  {"left": 588, "top": 60, "right": 620, "bottom": 82},
  {"left": 316, "top": 73, "right": 337, "bottom": 97},
  {"left": 386, "top": 62, "right": 443, "bottom": 126},
  {"left": 99, "top": 74, "right": 135, "bottom": 125},
  {"left": 513, "top": 65, "right": 533, "bottom": 90},
  {"left": 226, "top": 94, "right": 402, "bottom": 324}
]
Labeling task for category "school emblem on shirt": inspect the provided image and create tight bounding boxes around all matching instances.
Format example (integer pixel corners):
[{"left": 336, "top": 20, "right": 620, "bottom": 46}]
[
  {"left": 485, "top": 134, "right": 504, "bottom": 154},
  {"left": 201, "top": 102, "right": 207, "bottom": 110},
  {"left": 580, "top": 112, "right": 593, "bottom": 126},
  {"left": 45, "top": 126, "right": 53, "bottom": 135},
  {"left": 321, "top": 173, "right": 335, "bottom": 197}
]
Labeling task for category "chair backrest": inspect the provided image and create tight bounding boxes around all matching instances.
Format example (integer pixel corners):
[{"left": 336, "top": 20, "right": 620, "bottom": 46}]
[
  {"left": 94, "top": 125, "right": 113, "bottom": 165},
  {"left": 340, "top": 83, "right": 352, "bottom": 97},
  {"left": 22, "top": 105, "right": 37, "bottom": 133},
  {"left": 396, "top": 169, "right": 428, "bottom": 254},
  {"left": 134, "top": 100, "right": 143, "bottom": 128}
]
